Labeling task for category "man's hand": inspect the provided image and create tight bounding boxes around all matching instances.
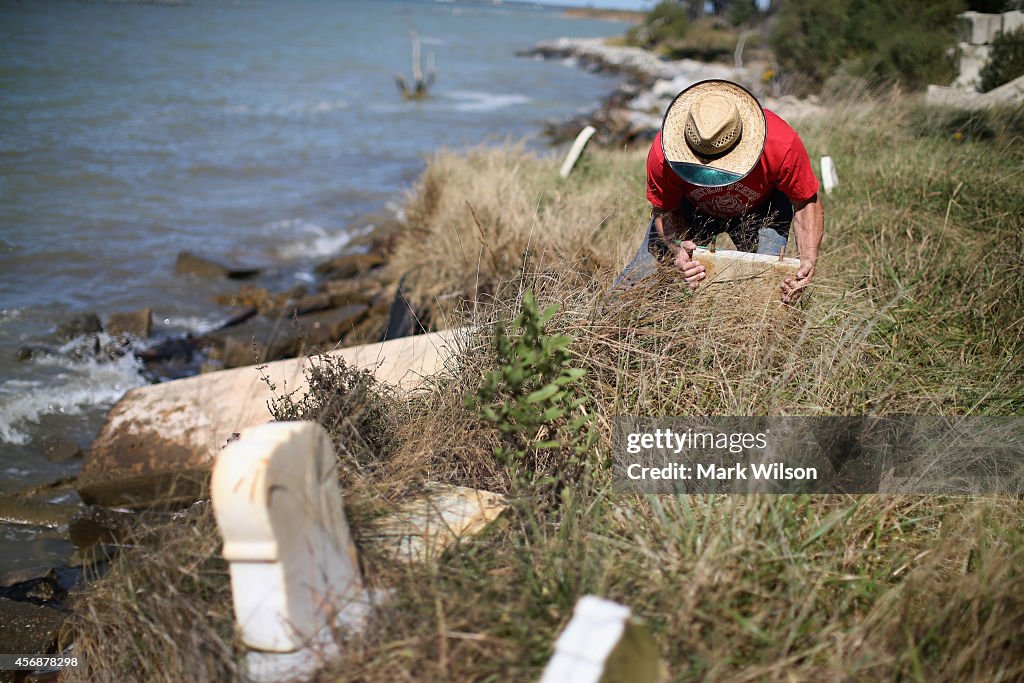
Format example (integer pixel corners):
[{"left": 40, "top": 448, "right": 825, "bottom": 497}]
[
  {"left": 673, "top": 240, "right": 705, "bottom": 288},
  {"left": 781, "top": 260, "right": 814, "bottom": 304},
  {"left": 783, "top": 193, "right": 824, "bottom": 304}
]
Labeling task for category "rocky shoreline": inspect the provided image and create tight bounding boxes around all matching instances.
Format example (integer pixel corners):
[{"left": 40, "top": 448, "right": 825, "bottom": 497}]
[
  {"left": 522, "top": 37, "right": 826, "bottom": 145},
  {"left": 0, "top": 219, "right": 409, "bottom": 658}
]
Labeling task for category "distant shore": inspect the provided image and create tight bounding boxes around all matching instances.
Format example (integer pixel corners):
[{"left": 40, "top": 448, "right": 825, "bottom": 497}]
[{"left": 559, "top": 7, "right": 643, "bottom": 23}]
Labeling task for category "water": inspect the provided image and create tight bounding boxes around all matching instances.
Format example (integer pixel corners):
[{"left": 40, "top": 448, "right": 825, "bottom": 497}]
[{"left": 0, "top": 0, "right": 620, "bottom": 571}]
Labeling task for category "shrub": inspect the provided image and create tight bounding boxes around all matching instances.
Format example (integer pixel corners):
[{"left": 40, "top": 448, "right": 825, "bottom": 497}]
[
  {"left": 468, "top": 290, "right": 594, "bottom": 491},
  {"left": 626, "top": 1, "right": 690, "bottom": 50},
  {"left": 980, "top": 26, "right": 1024, "bottom": 91},
  {"left": 771, "top": 0, "right": 962, "bottom": 94},
  {"left": 263, "top": 354, "right": 398, "bottom": 471}
]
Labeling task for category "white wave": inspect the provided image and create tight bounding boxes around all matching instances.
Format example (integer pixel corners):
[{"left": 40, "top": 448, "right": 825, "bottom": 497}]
[
  {"left": 274, "top": 224, "right": 353, "bottom": 260},
  {"left": 158, "top": 316, "right": 221, "bottom": 335},
  {"left": 223, "top": 99, "right": 349, "bottom": 116},
  {"left": 0, "top": 308, "right": 22, "bottom": 327},
  {"left": 446, "top": 90, "right": 532, "bottom": 113},
  {"left": 418, "top": 36, "right": 445, "bottom": 46},
  {"left": 306, "top": 99, "right": 349, "bottom": 114},
  {"left": 0, "top": 353, "right": 146, "bottom": 445}
]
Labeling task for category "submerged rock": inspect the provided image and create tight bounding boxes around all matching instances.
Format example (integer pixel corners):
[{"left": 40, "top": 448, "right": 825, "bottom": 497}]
[
  {"left": 0, "top": 596, "right": 66, "bottom": 664},
  {"left": 106, "top": 308, "right": 153, "bottom": 339},
  {"left": 54, "top": 313, "right": 102, "bottom": 341},
  {"left": 68, "top": 506, "right": 138, "bottom": 548},
  {"left": 208, "top": 303, "right": 370, "bottom": 369},
  {"left": 0, "top": 497, "right": 78, "bottom": 529},
  {"left": 41, "top": 439, "right": 82, "bottom": 464},
  {"left": 175, "top": 251, "right": 260, "bottom": 279},
  {"left": 314, "top": 252, "right": 385, "bottom": 280}
]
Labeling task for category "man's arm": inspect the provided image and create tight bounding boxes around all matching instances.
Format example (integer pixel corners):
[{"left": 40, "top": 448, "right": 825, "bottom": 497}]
[
  {"left": 781, "top": 192, "right": 824, "bottom": 303},
  {"left": 652, "top": 208, "right": 706, "bottom": 288}
]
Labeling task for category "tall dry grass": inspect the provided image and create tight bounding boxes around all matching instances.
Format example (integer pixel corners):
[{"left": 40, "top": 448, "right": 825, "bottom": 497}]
[{"left": 67, "top": 99, "right": 1024, "bottom": 682}]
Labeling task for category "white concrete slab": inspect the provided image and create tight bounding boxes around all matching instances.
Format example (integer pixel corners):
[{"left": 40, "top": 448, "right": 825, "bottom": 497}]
[{"left": 79, "top": 329, "right": 465, "bottom": 506}]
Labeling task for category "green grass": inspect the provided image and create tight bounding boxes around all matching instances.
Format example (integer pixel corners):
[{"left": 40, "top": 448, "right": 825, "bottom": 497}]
[{"left": 66, "top": 99, "right": 1024, "bottom": 682}]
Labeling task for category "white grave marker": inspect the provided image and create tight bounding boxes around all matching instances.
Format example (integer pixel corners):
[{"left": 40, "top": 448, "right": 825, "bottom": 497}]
[
  {"left": 540, "top": 596, "right": 667, "bottom": 683},
  {"left": 820, "top": 156, "right": 838, "bottom": 195},
  {"left": 560, "top": 125, "right": 597, "bottom": 179},
  {"left": 211, "top": 421, "right": 369, "bottom": 682}
]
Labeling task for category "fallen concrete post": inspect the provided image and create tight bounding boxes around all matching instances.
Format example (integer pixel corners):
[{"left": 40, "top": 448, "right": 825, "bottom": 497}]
[
  {"left": 78, "top": 328, "right": 465, "bottom": 507},
  {"left": 559, "top": 125, "right": 597, "bottom": 179},
  {"left": 540, "top": 595, "right": 666, "bottom": 683},
  {"left": 212, "top": 422, "right": 368, "bottom": 683},
  {"left": 364, "top": 483, "right": 507, "bottom": 563},
  {"left": 692, "top": 247, "right": 801, "bottom": 307}
]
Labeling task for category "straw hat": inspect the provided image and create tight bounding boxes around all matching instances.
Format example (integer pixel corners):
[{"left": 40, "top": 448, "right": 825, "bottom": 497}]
[{"left": 661, "top": 79, "right": 766, "bottom": 187}]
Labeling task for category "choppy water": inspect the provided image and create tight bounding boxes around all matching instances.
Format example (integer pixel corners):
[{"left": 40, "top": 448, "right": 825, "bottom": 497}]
[{"left": 0, "top": 0, "right": 620, "bottom": 571}]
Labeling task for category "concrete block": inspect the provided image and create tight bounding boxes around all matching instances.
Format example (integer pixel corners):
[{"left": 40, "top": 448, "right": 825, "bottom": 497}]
[
  {"left": 1002, "top": 10, "right": 1024, "bottom": 34},
  {"left": 212, "top": 422, "right": 367, "bottom": 680},
  {"left": 365, "top": 483, "right": 507, "bottom": 562},
  {"left": 540, "top": 596, "right": 667, "bottom": 683},
  {"left": 959, "top": 11, "right": 1003, "bottom": 45},
  {"left": 78, "top": 329, "right": 465, "bottom": 508},
  {"left": 691, "top": 247, "right": 801, "bottom": 307}
]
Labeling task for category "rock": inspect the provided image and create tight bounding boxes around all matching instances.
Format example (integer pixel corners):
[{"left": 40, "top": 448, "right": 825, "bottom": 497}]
[
  {"left": 218, "top": 305, "right": 258, "bottom": 330},
  {"left": 0, "top": 497, "right": 78, "bottom": 529},
  {"left": 213, "top": 304, "right": 369, "bottom": 369},
  {"left": 54, "top": 313, "right": 102, "bottom": 341},
  {"left": 214, "top": 285, "right": 285, "bottom": 313},
  {"left": 212, "top": 317, "right": 298, "bottom": 369},
  {"left": 68, "top": 506, "right": 138, "bottom": 548},
  {"left": 299, "top": 303, "right": 369, "bottom": 347},
  {"left": 0, "top": 566, "right": 57, "bottom": 590},
  {"left": 41, "top": 439, "right": 82, "bottom": 463},
  {"left": 324, "top": 279, "right": 376, "bottom": 308},
  {"left": 314, "top": 253, "right": 386, "bottom": 280},
  {"left": 222, "top": 332, "right": 283, "bottom": 370},
  {"left": 135, "top": 336, "right": 198, "bottom": 365},
  {"left": 175, "top": 251, "right": 260, "bottom": 279},
  {"left": 275, "top": 293, "right": 333, "bottom": 318},
  {"left": 76, "top": 468, "right": 210, "bottom": 510},
  {"left": 77, "top": 330, "right": 463, "bottom": 509},
  {"left": 0, "top": 566, "right": 80, "bottom": 605},
  {"left": 105, "top": 308, "right": 153, "bottom": 339},
  {"left": 16, "top": 344, "right": 58, "bottom": 362},
  {"left": 0, "top": 597, "right": 66, "bottom": 668}
]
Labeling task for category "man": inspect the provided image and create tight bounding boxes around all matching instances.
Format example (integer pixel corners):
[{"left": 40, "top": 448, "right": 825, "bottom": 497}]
[{"left": 619, "top": 79, "right": 823, "bottom": 303}]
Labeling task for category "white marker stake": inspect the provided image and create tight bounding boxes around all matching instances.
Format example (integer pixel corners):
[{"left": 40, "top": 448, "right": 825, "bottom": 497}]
[
  {"left": 212, "top": 422, "right": 369, "bottom": 682},
  {"left": 820, "top": 155, "right": 838, "bottom": 194},
  {"left": 560, "top": 125, "right": 597, "bottom": 179},
  {"left": 540, "top": 596, "right": 667, "bottom": 683}
]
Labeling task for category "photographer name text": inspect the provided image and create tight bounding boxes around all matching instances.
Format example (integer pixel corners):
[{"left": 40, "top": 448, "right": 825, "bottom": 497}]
[{"left": 626, "top": 462, "right": 818, "bottom": 481}]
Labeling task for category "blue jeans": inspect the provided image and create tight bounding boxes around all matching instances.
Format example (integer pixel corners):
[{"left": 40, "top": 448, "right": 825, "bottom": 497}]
[{"left": 613, "top": 190, "right": 793, "bottom": 288}]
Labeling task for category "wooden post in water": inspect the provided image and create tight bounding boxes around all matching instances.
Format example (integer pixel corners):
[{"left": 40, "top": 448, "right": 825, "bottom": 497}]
[{"left": 395, "top": 29, "right": 436, "bottom": 100}]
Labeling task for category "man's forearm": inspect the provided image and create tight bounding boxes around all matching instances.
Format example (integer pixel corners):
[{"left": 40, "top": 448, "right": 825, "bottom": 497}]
[
  {"left": 652, "top": 207, "right": 690, "bottom": 253},
  {"left": 791, "top": 194, "right": 824, "bottom": 269}
]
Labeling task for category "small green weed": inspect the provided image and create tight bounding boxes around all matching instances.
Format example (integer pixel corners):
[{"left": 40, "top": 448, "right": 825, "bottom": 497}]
[{"left": 467, "top": 291, "right": 595, "bottom": 490}]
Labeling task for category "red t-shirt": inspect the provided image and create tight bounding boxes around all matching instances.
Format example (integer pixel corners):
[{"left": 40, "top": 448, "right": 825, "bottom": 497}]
[{"left": 646, "top": 109, "right": 818, "bottom": 218}]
